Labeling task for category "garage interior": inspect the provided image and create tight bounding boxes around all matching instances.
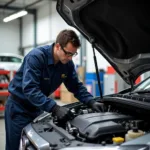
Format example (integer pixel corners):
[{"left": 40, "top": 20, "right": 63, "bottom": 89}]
[{"left": 0, "top": 0, "right": 150, "bottom": 149}]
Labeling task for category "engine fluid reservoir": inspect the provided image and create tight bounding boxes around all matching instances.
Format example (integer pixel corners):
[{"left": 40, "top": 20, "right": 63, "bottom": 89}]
[
  {"left": 112, "top": 137, "right": 124, "bottom": 145},
  {"left": 125, "top": 128, "right": 144, "bottom": 141}
]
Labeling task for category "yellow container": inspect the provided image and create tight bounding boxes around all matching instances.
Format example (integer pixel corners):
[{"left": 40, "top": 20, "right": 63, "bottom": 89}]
[{"left": 112, "top": 137, "right": 124, "bottom": 145}]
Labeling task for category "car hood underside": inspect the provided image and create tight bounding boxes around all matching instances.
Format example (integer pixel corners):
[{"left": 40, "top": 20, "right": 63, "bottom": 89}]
[{"left": 57, "top": 0, "right": 150, "bottom": 84}]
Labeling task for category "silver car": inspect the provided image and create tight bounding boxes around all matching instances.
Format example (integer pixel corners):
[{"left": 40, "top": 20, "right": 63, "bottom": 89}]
[{"left": 0, "top": 53, "right": 23, "bottom": 71}]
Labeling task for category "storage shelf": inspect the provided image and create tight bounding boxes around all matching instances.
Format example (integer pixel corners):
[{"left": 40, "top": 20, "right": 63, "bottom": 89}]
[
  {"left": 0, "top": 70, "right": 15, "bottom": 115},
  {"left": 0, "top": 106, "right": 5, "bottom": 111},
  {"left": 0, "top": 83, "right": 9, "bottom": 88},
  {"left": 0, "top": 90, "right": 9, "bottom": 96},
  {"left": 0, "top": 70, "right": 10, "bottom": 75}
]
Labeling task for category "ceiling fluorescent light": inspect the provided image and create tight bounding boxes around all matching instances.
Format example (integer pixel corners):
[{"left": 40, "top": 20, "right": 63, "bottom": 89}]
[{"left": 3, "top": 10, "right": 28, "bottom": 22}]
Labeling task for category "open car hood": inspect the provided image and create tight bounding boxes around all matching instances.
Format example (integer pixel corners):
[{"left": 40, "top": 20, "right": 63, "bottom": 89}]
[{"left": 56, "top": 0, "right": 150, "bottom": 85}]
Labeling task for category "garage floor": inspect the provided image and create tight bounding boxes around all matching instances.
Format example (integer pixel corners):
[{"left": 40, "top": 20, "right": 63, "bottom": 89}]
[
  {"left": 0, "top": 118, "right": 5, "bottom": 150},
  {"left": 0, "top": 100, "right": 66, "bottom": 150}
]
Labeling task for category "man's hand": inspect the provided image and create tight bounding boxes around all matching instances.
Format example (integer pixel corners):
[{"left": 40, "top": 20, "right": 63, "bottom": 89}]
[
  {"left": 88, "top": 100, "right": 105, "bottom": 112},
  {"left": 52, "top": 104, "right": 73, "bottom": 121}
]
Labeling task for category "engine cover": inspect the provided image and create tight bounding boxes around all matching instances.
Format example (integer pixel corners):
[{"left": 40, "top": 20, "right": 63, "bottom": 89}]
[{"left": 70, "top": 112, "right": 133, "bottom": 140}]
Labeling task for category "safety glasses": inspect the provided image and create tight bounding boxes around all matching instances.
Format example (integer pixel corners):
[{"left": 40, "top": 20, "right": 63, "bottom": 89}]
[{"left": 60, "top": 45, "right": 78, "bottom": 57}]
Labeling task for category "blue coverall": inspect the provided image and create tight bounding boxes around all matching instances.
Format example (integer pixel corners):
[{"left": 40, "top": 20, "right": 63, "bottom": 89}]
[{"left": 5, "top": 43, "right": 93, "bottom": 150}]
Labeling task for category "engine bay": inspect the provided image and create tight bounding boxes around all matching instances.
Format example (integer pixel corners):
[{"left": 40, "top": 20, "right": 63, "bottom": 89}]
[
  {"left": 62, "top": 104, "right": 149, "bottom": 144},
  {"left": 32, "top": 100, "right": 150, "bottom": 146},
  {"left": 21, "top": 96, "right": 150, "bottom": 150},
  {"left": 68, "top": 112, "right": 133, "bottom": 142}
]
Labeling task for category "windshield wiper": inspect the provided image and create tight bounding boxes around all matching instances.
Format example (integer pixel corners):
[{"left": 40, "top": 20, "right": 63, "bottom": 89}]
[{"left": 131, "top": 89, "right": 150, "bottom": 94}]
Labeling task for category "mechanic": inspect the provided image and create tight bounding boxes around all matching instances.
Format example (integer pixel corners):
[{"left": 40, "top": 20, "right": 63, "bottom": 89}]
[{"left": 5, "top": 29, "right": 104, "bottom": 150}]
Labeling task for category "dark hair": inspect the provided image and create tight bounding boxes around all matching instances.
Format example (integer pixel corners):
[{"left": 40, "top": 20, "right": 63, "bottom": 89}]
[{"left": 56, "top": 29, "right": 81, "bottom": 48}]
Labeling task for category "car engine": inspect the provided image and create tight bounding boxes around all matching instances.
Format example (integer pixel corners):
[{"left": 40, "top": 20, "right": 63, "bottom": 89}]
[
  {"left": 51, "top": 102, "right": 150, "bottom": 144},
  {"left": 68, "top": 112, "right": 132, "bottom": 142},
  {"left": 21, "top": 99, "right": 150, "bottom": 150}
]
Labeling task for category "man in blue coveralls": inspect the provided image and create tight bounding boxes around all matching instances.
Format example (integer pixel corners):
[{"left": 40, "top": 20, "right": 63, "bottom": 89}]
[{"left": 5, "top": 29, "right": 104, "bottom": 150}]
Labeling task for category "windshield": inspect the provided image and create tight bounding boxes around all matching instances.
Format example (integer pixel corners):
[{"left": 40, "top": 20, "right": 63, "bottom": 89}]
[
  {"left": 133, "top": 77, "right": 150, "bottom": 92},
  {"left": 0, "top": 56, "right": 22, "bottom": 63}
]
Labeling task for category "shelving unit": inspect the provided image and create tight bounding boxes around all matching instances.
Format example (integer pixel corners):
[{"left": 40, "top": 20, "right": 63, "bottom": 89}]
[{"left": 0, "top": 70, "right": 15, "bottom": 116}]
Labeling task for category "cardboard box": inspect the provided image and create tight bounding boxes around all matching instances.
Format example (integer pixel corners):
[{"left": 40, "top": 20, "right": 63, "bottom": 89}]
[
  {"left": 60, "top": 91, "right": 78, "bottom": 104},
  {"left": 77, "top": 66, "right": 85, "bottom": 83},
  {"left": 60, "top": 83, "right": 78, "bottom": 103},
  {"left": 61, "top": 83, "right": 68, "bottom": 92}
]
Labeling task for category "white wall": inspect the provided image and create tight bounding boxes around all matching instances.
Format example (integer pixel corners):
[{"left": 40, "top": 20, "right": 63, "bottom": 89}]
[
  {"left": 22, "top": 1, "right": 81, "bottom": 66},
  {"left": 23, "top": 1, "right": 79, "bottom": 47},
  {"left": 0, "top": 20, "right": 19, "bottom": 54},
  {"left": 23, "top": 14, "right": 34, "bottom": 47},
  {"left": 22, "top": 1, "right": 110, "bottom": 71},
  {"left": 86, "top": 41, "right": 111, "bottom": 72},
  {"left": 50, "top": 2, "right": 80, "bottom": 40},
  {"left": 0, "top": 0, "right": 111, "bottom": 71},
  {"left": 37, "top": 2, "right": 51, "bottom": 44}
]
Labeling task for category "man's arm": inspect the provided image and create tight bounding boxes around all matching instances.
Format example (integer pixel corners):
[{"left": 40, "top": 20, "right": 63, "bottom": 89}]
[
  {"left": 64, "top": 61, "right": 105, "bottom": 112},
  {"left": 22, "top": 53, "right": 56, "bottom": 112},
  {"left": 22, "top": 53, "right": 74, "bottom": 120}
]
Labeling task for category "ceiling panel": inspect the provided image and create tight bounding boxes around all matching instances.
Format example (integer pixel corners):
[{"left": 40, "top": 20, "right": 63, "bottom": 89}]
[
  {"left": 9, "top": 0, "right": 39, "bottom": 7},
  {"left": 0, "top": 0, "right": 51, "bottom": 21},
  {"left": 0, "top": 9, "right": 14, "bottom": 20},
  {"left": 0, "top": 0, "right": 11, "bottom": 5},
  {"left": 0, "top": 0, "right": 50, "bottom": 8}
]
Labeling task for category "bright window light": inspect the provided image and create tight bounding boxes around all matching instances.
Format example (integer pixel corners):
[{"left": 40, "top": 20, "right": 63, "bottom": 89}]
[{"left": 3, "top": 10, "right": 28, "bottom": 22}]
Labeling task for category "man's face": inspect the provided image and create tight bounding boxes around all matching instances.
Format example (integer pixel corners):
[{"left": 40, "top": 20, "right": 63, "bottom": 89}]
[{"left": 57, "top": 42, "right": 78, "bottom": 64}]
